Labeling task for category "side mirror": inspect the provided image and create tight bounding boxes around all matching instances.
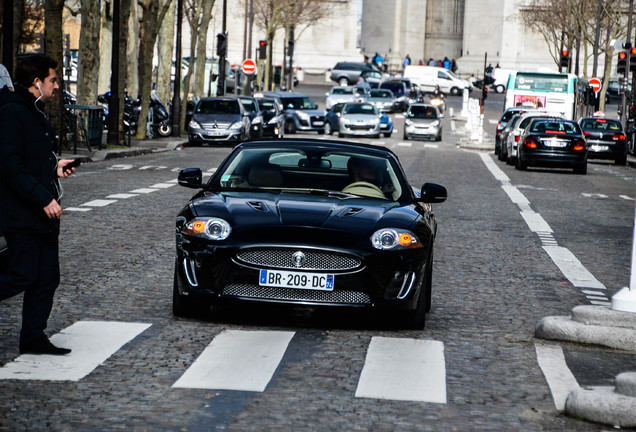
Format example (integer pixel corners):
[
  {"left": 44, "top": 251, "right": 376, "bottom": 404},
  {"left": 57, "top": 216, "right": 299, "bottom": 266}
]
[
  {"left": 418, "top": 182, "right": 447, "bottom": 204},
  {"left": 178, "top": 168, "right": 203, "bottom": 189}
]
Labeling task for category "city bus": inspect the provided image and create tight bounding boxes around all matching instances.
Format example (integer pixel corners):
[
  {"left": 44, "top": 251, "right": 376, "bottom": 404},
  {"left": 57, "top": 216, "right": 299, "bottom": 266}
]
[{"left": 505, "top": 71, "right": 593, "bottom": 120}]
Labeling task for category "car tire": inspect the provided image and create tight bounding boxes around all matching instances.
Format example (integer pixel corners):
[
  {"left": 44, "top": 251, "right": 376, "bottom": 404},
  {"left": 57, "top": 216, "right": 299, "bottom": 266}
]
[
  {"left": 173, "top": 270, "right": 209, "bottom": 318},
  {"left": 284, "top": 120, "right": 296, "bottom": 134},
  {"left": 450, "top": 87, "right": 461, "bottom": 96},
  {"left": 403, "top": 133, "right": 409, "bottom": 141},
  {"left": 515, "top": 155, "right": 527, "bottom": 171},
  {"left": 338, "top": 132, "right": 345, "bottom": 138},
  {"left": 495, "top": 84, "right": 505, "bottom": 94},
  {"left": 436, "top": 134, "right": 442, "bottom": 142},
  {"left": 384, "top": 133, "right": 392, "bottom": 138},
  {"left": 317, "top": 129, "right": 325, "bottom": 135},
  {"left": 338, "top": 77, "right": 349, "bottom": 86},
  {"left": 324, "top": 123, "right": 333, "bottom": 135},
  {"left": 573, "top": 163, "right": 587, "bottom": 175}
]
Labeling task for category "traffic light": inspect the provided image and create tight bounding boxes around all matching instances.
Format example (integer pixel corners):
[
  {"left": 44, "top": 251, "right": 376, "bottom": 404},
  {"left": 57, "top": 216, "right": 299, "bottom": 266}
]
[
  {"left": 630, "top": 47, "right": 636, "bottom": 72},
  {"left": 216, "top": 32, "right": 227, "bottom": 57},
  {"left": 287, "top": 40, "right": 294, "bottom": 57},
  {"left": 560, "top": 50, "right": 569, "bottom": 69},
  {"left": 618, "top": 51, "right": 627, "bottom": 75},
  {"left": 258, "top": 40, "right": 267, "bottom": 60}
]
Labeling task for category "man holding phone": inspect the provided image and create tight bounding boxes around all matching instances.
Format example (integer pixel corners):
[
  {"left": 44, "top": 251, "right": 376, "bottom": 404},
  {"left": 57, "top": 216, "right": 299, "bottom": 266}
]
[{"left": 0, "top": 54, "right": 78, "bottom": 355}]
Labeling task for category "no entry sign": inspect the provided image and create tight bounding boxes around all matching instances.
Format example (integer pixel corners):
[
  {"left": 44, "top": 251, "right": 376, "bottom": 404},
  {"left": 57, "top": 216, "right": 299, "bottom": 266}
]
[
  {"left": 242, "top": 59, "right": 257, "bottom": 75},
  {"left": 589, "top": 77, "right": 601, "bottom": 95}
]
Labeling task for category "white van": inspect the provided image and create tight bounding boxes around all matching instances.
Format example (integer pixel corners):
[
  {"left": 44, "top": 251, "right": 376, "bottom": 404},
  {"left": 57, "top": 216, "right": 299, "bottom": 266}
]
[{"left": 403, "top": 65, "right": 473, "bottom": 96}]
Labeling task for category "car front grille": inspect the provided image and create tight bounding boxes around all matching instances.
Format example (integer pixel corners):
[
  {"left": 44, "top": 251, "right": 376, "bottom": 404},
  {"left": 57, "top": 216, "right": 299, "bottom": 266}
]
[
  {"left": 347, "top": 124, "right": 374, "bottom": 131},
  {"left": 222, "top": 283, "right": 372, "bottom": 305},
  {"left": 200, "top": 122, "right": 230, "bottom": 130},
  {"left": 235, "top": 247, "right": 362, "bottom": 271}
]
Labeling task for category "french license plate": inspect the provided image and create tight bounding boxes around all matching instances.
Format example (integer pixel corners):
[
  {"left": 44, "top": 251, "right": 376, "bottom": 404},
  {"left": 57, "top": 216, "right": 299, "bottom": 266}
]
[
  {"left": 313, "top": 121, "right": 324, "bottom": 126},
  {"left": 414, "top": 129, "right": 429, "bottom": 135},
  {"left": 259, "top": 269, "right": 334, "bottom": 291},
  {"left": 590, "top": 144, "right": 609, "bottom": 151},
  {"left": 544, "top": 139, "right": 567, "bottom": 147},
  {"left": 207, "top": 130, "right": 224, "bottom": 136}
]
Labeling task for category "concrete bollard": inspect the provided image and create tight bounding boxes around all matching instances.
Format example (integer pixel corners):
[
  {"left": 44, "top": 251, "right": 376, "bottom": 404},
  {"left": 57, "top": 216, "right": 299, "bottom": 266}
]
[{"left": 611, "top": 196, "right": 636, "bottom": 313}]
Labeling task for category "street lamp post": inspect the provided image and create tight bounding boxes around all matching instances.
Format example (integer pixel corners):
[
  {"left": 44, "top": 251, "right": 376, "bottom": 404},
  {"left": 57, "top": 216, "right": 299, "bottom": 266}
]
[{"left": 108, "top": 0, "right": 121, "bottom": 147}]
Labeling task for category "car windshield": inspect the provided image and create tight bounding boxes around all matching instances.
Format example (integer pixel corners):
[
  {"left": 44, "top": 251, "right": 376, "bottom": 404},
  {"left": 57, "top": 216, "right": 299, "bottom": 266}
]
[
  {"left": 257, "top": 99, "right": 277, "bottom": 113},
  {"left": 580, "top": 118, "right": 622, "bottom": 131},
  {"left": 331, "top": 87, "right": 355, "bottom": 95},
  {"left": 212, "top": 147, "right": 404, "bottom": 201},
  {"left": 380, "top": 83, "right": 405, "bottom": 97},
  {"left": 530, "top": 120, "right": 580, "bottom": 134},
  {"left": 239, "top": 98, "right": 258, "bottom": 113},
  {"left": 343, "top": 103, "right": 377, "bottom": 115},
  {"left": 280, "top": 96, "right": 317, "bottom": 110},
  {"left": 369, "top": 89, "right": 393, "bottom": 98},
  {"left": 196, "top": 99, "right": 240, "bottom": 115},
  {"left": 408, "top": 106, "right": 438, "bottom": 119}
]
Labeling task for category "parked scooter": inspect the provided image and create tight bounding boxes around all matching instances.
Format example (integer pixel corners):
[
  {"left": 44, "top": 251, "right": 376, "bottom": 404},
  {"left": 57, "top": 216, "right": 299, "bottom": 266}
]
[{"left": 98, "top": 92, "right": 171, "bottom": 138}]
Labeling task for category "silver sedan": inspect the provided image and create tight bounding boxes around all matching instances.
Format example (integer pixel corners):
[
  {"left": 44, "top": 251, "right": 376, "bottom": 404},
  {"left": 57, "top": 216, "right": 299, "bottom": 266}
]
[{"left": 338, "top": 102, "right": 382, "bottom": 138}]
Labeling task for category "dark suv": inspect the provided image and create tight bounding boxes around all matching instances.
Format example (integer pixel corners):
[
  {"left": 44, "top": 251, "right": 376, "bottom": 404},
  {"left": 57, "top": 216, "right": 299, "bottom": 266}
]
[{"left": 330, "top": 62, "right": 376, "bottom": 86}]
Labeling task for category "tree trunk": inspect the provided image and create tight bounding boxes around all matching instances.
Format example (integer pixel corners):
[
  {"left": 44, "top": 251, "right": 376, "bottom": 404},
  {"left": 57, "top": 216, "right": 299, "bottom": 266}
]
[
  {"left": 44, "top": 0, "right": 66, "bottom": 151},
  {"left": 126, "top": 2, "right": 139, "bottom": 99},
  {"left": 78, "top": 0, "right": 101, "bottom": 105},
  {"left": 181, "top": 9, "right": 199, "bottom": 135},
  {"left": 136, "top": 0, "right": 173, "bottom": 140},
  {"left": 156, "top": 0, "right": 176, "bottom": 108},
  {"left": 97, "top": 1, "right": 112, "bottom": 95},
  {"left": 193, "top": 0, "right": 215, "bottom": 97}
]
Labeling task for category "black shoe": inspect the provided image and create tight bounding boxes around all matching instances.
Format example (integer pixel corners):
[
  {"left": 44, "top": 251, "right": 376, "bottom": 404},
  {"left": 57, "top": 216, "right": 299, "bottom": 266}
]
[{"left": 19, "top": 338, "right": 71, "bottom": 355}]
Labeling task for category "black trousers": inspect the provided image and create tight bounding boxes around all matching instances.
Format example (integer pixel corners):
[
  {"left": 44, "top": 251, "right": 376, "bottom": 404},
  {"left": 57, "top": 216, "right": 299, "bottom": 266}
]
[{"left": 0, "top": 231, "right": 60, "bottom": 347}]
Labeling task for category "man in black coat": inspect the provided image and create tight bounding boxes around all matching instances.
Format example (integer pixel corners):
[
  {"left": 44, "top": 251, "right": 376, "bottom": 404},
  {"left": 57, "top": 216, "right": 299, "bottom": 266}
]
[{"left": 0, "top": 54, "right": 78, "bottom": 355}]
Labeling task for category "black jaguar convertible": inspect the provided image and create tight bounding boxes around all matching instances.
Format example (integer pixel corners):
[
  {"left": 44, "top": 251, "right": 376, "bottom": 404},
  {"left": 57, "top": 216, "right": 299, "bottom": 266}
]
[{"left": 174, "top": 140, "right": 446, "bottom": 328}]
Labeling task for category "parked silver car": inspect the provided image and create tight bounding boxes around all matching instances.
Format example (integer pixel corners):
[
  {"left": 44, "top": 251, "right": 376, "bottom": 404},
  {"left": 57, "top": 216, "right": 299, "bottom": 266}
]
[
  {"left": 403, "top": 104, "right": 443, "bottom": 141},
  {"left": 325, "top": 86, "right": 365, "bottom": 110},
  {"left": 338, "top": 102, "right": 382, "bottom": 138}
]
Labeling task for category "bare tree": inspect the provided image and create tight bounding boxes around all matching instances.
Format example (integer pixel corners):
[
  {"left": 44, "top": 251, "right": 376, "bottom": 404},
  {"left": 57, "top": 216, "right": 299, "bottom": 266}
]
[
  {"left": 97, "top": 1, "right": 112, "bottom": 94},
  {"left": 156, "top": 0, "right": 176, "bottom": 107},
  {"left": 77, "top": 0, "right": 101, "bottom": 105},
  {"left": 136, "top": 0, "right": 173, "bottom": 139},
  {"left": 192, "top": 0, "right": 214, "bottom": 98}
]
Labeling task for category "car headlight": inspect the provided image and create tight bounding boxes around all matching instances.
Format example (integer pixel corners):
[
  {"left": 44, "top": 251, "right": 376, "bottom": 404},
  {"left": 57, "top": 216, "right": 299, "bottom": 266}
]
[
  {"left": 183, "top": 217, "right": 231, "bottom": 240},
  {"left": 371, "top": 118, "right": 380, "bottom": 125},
  {"left": 405, "top": 119, "right": 413, "bottom": 126},
  {"left": 268, "top": 116, "right": 279, "bottom": 124},
  {"left": 296, "top": 111, "right": 310, "bottom": 120},
  {"left": 430, "top": 120, "right": 440, "bottom": 127},
  {"left": 230, "top": 122, "right": 243, "bottom": 130},
  {"left": 251, "top": 116, "right": 263, "bottom": 125},
  {"left": 188, "top": 119, "right": 201, "bottom": 129},
  {"left": 341, "top": 117, "right": 351, "bottom": 125},
  {"left": 371, "top": 229, "right": 422, "bottom": 250}
]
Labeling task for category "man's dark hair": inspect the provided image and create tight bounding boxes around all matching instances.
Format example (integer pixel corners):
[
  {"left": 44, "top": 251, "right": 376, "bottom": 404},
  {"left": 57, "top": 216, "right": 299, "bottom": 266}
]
[{"left": 14, "top": 54, "right": 57, "bottom": 88}]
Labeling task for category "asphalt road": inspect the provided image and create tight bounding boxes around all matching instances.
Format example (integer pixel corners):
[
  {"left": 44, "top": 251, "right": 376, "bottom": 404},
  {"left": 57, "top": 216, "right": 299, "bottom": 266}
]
[{"left": 0, "top": 89, "right": 635, "bottom": 431}]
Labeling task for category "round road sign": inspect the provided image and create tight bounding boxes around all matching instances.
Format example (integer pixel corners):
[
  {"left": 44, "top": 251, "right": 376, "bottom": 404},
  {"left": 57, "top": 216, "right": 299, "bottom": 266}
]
[
  {"left": 589, "top": 77, "right": 602, "bottom": 95},
  {"left": 242, "top": 59, "right": 257, "bottom": 75}
]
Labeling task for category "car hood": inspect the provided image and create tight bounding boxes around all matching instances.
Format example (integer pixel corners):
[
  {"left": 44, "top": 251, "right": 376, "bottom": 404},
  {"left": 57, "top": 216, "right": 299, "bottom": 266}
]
[
  {"left": 342, "top": 114, "right": 379, "bottom": 123},
  {"left": 192, "top": 113, "right": 241, "bottom": 124},
  {"left": 191, "top": 191, "right": 417, "bottom": 235}
]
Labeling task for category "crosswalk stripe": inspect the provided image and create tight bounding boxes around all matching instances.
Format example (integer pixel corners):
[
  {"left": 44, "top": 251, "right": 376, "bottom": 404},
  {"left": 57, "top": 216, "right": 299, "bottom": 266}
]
[
  {"left": 172, "top": 330, "right": 295, "bottom": 392},
  {"left": 535, "top": 344, "right": 580, "bottom": 411},
  {"left": 355, "top": 337, "right": 446, "bottom": 403},
  {"left": 0, "top": 321, "right": 151, "bottom": 381}
]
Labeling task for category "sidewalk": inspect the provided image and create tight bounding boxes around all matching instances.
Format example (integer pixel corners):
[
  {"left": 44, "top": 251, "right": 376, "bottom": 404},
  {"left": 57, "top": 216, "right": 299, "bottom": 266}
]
[{"left": 61, "top": 135, "right": 187, "bottom": 162}]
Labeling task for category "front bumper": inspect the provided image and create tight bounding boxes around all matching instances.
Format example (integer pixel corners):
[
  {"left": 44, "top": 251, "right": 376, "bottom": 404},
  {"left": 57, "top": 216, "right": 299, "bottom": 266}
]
[
  {"left": 339, "top": 122, "right": 381, "bottom": 136},
  {"left": 404, "top": 124, "right": 441, "bottom": 139},
  {"left": 175, "top": 239, "right": 428, "bottom": 311},
  {"left": 189, "top": 127, "right": 244, "bottom": 143},
  {"left": 293, "top": 116, "right": 325, "bottom": 132}
]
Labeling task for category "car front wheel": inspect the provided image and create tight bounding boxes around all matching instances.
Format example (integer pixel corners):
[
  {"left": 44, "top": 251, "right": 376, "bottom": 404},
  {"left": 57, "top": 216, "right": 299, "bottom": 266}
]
[{"left": 324, "top": 122, "right": 333, "bottom": 135}]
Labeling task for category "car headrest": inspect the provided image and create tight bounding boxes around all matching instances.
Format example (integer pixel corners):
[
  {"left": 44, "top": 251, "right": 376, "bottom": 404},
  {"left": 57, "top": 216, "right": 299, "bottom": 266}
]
[
  {"left": 248, "top": 163, "right": 283, "bottom": 187},
  {"left": 0, "top": 64, "right": 14, "bottom": 91}
]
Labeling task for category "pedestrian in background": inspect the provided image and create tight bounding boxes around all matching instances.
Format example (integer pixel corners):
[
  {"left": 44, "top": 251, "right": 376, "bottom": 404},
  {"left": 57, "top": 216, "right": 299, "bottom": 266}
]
[
  {"left": 443, "top": 57, "right": 450, "bottom": 69},
  {"left": 451, "top": 59, "right": 458, "bottom": 73},
  {"left": 403, "top": 54, "right": 411, "bottom": 70},
  {"left": 0, "top": 53, "right": 78, "bottom": 356}
]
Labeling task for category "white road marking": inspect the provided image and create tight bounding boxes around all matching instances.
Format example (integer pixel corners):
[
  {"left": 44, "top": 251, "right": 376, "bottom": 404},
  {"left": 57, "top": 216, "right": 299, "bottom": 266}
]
[
  {"left": 81, "top": 199, "right": 117, "bottom": 207},
  {"left": 129, "top": 188, "right": 159, "bottom": 194},
  {"left": 0, "top": 321, "right": 151, "bottom": 381},
  {"left": 398, "top": 142, "right": 412, "bottom": 147},
  {"left": 108, "top": 164, "right": 133, "bottom": 170},
  {"left": 479, "top": 153, "right": 609, "bottom": 301},
  {"left": 355, "top": 337, "right": 446, "bottom": 403},
  {"left": 149, "top": 183, "right": 176, "bottom": 189},
  {"left": 172, "top": 330, "right": 295, "bottom": 392},
  {"left": 424, "top": 143, "right": 439, "bottom": 148},
  {"left": 488, "top": 119, "right": 498, "bottom": 125},
  {"left": 64, "top": 207, "right": 92, "bottom": 212},
  {"left": 582, "top": 193, "right": 608, "bottom": 199},
  {"left": 620, "top": 195, "right": 635, "bottom": 201},
  {"left": 535, "top": 344, "right": 580, "bottom": 411},
  {"left": 139, "top": 166, "right": 167, "bottom": 170},
  {"left": 106, "top": 193, "right": 138, "bottom": 199}
]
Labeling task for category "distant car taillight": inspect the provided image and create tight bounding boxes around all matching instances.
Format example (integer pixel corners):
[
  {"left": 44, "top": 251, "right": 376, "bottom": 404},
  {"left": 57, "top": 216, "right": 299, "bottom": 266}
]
[
  {"left": 496, "top": 122, "right": 502, "bottom": 134},
  {"left": 583, "top": 131, "right": 591, "bottom": 137},
  {"left": 524, "top": 137, "right": 538, "bottom": 148},
  {"left": 612, "top": 133, "right": 626, "bottom": 141},
  {"left": 573, "top": 139, "right": 586, "bottom": 151},
  {"left": 515, "top": 134, "right": 521, "bottom": 143}
]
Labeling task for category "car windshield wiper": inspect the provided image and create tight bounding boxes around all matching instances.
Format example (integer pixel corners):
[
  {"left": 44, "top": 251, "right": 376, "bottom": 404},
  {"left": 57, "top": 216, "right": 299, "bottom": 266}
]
[{"left": 280, "top": 189, "right": 358, "bottom": 199}]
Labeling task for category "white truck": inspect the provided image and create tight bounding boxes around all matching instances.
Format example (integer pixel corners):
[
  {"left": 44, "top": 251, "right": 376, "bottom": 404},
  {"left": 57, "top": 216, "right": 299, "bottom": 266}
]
[{"left": 403, "top": 65, "right": 473, "bottom": 96}]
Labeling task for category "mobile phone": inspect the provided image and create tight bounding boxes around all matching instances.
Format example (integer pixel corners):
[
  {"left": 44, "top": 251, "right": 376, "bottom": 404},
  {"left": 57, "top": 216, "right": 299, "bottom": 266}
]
[{"left": 63, "top": 159, "right": 82, "bottom": 173}]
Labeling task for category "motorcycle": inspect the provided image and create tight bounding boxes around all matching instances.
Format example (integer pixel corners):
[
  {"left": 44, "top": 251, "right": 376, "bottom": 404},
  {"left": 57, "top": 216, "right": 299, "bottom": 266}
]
[{"left": 98, "top": 92, "right": 172, "bottom": 138}]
